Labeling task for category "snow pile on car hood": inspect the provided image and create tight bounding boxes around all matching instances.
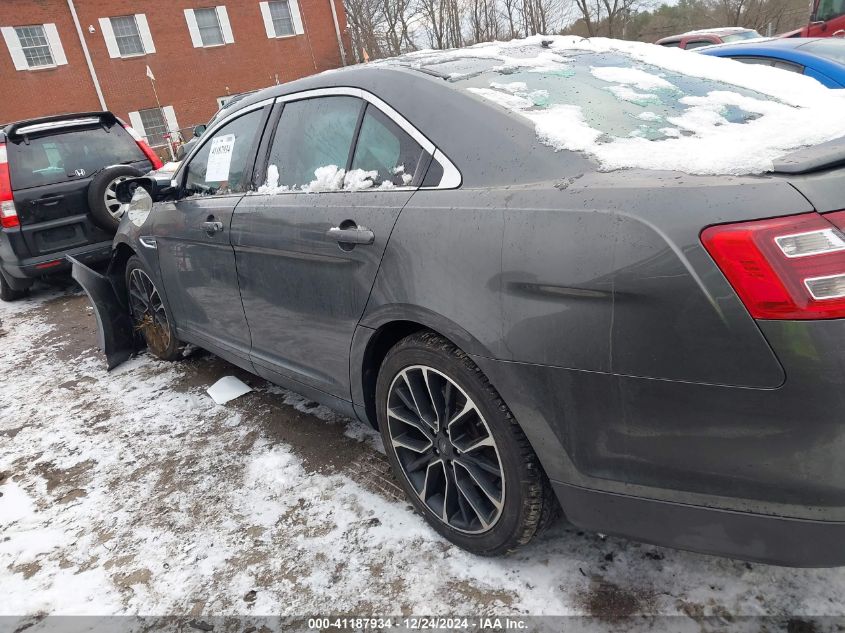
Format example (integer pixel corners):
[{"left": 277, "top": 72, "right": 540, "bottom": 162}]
[{"left": 391, "top": 36, "right": 845, "bottom": 175}]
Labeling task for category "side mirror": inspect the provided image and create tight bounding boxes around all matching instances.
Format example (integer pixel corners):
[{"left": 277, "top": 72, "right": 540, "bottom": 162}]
[
  {"left": 175, "top": 145, "right": 186, "bottom": 161},
  {"left": 115, "top": 176, "right": 179, "bottom": 204},
  {"left": 193, "top": 124, "right": 207, "bottom": 138}
]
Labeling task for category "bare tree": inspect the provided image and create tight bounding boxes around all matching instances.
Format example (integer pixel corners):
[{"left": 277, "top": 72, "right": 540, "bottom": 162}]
[
  {"left": 470, "top": 0, "right": 501, "bottom": 42},
  {"left": 419, "top": 0, "right": 464, "bottom": 48},
  {"left": 344, "top": 0, "right": 386, "bottom": 60},
  {"left": 501, "top": 0, "right": 522, "bottom": 38},
  {"left": 382, "top": 0, "right": 418, "bottom": 54},
  {"left": 572, "top": 0, "right": 600, "bottom": 34},
  {"left": 523, "top": 0, "right": 551, "bottom": 34}
]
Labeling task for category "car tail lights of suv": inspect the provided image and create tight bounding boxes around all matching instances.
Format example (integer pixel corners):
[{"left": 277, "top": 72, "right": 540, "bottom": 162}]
[
  {"left": 0, "top": 143, "right": 19, "bottom": 228},
  {"left": 701, "top": 211, "right": 845, "bottom": 319},
  {"left": 122, "top": 122, "right": 164, "bottom": 171}
]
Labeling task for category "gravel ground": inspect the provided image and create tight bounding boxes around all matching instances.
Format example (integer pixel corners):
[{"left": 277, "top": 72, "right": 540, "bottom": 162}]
[{"left": 1, "top": 283, "right": 843, "bottom": 629}]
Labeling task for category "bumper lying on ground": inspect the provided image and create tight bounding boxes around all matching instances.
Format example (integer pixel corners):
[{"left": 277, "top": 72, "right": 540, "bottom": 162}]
[{"left": 69, "top": 256, "right": 136, "bottom": 370}]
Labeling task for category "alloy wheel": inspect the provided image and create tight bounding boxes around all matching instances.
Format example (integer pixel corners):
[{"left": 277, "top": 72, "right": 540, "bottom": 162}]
[
  {"left": 386, "top": 365, "right": 505, "bottom": 534},
  {"left": 105, "top": 176, "right": 131, "bottom": 219},
  {"left": 128, "top": 268, "right": 172, "bottom": 353}
]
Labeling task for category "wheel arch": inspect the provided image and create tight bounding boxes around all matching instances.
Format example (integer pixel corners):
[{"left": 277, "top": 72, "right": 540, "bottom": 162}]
[
  {"left": 353, "top": 307, "right": 500, "bottom": 429},
  {"left": 105, "top": 242, "right": 137, "bottom": 307}
]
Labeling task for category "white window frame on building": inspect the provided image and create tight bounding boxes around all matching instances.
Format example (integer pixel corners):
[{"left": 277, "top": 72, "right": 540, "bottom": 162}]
[
  {"left": 259, "top": 0, "right": 304, "bottom": 38},
  {"left": 128, "top": 106, "right": 179, "bottom": 148},
  {"left": 99, "top": 14, "right": 155, "bottom": 58},
  {"left": 185, "top": 6, "right": 234, "bottom": 48},
  {"left": 1, "top": 23, "right": 67, "bottom": 71}
]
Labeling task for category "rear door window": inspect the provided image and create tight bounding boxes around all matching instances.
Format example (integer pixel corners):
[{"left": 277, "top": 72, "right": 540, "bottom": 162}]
[
  {"left": 266, "top": 96, "right": 363, "bottom": 190},
  {"left": 350, "top": 105, "right": 424, "bottom": 187},
  {"left": 8, "top": 123, "right": 144, "bottom": 190}
]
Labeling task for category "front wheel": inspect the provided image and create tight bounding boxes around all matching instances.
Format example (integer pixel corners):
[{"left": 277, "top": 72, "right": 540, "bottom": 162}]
[
  {"left": 376, "top": 331, "right": 557, "bottom": 555},
  {"left": 125, "top": 256, "right": 183, "bottom": 361}
]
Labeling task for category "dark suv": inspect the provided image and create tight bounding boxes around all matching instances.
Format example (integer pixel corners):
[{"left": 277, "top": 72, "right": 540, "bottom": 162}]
[{"left": 0, "top": 111, "right": 161, "bottom": 301}]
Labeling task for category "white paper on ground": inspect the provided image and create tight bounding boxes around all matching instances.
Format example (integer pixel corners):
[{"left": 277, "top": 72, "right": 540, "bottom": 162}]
[
  {"left": 205, "top": 134, "right": 235, "bottom": 182},
  {"left": 207, "top": 375, "right": 252, "bottom": 405}
]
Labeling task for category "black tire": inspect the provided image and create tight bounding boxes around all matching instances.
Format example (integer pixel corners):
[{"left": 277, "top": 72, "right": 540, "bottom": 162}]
[
  {"left": 124, "top": 256, "right": 183, "bottom": 361},
  {"left": 376, "top": 331, "right": 557, "bottom": 555},
  {"left": 87, "top": 165, "right": 145, "bottom": 233},
  {"left": 0, "top": 273, "right": 28, "bottom": 302}
]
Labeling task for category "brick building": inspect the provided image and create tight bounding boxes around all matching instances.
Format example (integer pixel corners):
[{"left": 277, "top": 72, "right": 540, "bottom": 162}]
[{"left": 0, "top": 0, "right": 350, "bottom": 151}]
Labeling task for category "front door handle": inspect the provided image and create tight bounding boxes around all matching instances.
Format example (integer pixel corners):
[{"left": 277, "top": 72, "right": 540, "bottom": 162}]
[
  {"left": 327, "top": 222, "right": 374, "bottom": 246},
  {"left": 202, "top": 220, "right": 224, "bottom": 235}
]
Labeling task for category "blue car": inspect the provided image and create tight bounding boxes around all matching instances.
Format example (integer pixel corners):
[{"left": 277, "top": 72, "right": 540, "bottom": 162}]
[{"left": 699, "top": 37, "right": 845, "bottom": 88}]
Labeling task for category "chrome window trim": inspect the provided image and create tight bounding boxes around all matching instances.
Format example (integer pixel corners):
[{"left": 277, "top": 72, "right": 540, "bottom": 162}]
[{"left": 175, "top": 87, "right": 462, "bottom": 192}]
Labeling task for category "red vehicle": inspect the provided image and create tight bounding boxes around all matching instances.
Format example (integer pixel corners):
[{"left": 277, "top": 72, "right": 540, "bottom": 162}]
[
  {"left": 655, "top": 27, "right": 761, "bottom": 49},
  {"left": 783, "top": 0, "right": 845, "bottom": 37}
]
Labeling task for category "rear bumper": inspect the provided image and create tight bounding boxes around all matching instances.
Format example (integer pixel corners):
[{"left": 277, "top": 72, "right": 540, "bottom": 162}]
[
  {"left": 555, "top": 482, "right": 845, "bottom": 567},
  {"left": 0, "top": 239, "right": 112, "bottom": 283},
  {"left": 471, "top": 317, "right": 845, "bottom": 567}
]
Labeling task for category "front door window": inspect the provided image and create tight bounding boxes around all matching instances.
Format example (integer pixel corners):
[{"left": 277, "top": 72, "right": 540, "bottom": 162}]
[{"left": 185, "top": 109, "right": 264, "bottom": 195}]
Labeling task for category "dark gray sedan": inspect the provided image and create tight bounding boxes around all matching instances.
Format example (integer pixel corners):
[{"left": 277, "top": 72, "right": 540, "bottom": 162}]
[{"left": 73, "top": 37, "right": 845, "bottom": 566}]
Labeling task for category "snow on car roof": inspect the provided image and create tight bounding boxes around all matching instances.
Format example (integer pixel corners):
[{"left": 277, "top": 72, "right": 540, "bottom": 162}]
[{"left": 387, "top": 35, "right": 845, "bottom": 175}]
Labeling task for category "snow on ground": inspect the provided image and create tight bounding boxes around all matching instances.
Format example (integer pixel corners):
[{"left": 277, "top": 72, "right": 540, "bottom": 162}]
[
  {"left": 2, "top": 286, "right": 845, "bottom": 628},
  {"left": 388, "top": 35, "right": 845, "bottom": 175}
]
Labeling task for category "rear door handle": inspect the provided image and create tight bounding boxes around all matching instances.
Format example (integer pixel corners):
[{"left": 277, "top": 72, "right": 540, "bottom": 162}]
[
  {"left": 327, "top": 223, "right": 374, "bottom": 246},
  {"left": 202, "top": 220, "right": 224, "bottom": 235}
]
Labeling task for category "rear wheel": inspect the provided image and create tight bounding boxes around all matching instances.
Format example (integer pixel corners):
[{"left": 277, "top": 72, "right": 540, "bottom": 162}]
[
  {"left": 125, "top": 256, "right": 183, "bottom": 361},
  {"left": 376, "top": 331, "right": 556, "bottom": 555},
  {"left": 0, "top": 274, "right": 28, "bottom": 302}
]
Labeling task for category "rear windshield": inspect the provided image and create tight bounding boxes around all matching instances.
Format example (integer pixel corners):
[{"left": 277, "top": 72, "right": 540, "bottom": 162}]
[
  {"left": 447, "top": 50, "right": 771, "bottom": 142},
  {"left": 389, "top": 38, "right": 845, "bottom": 175},
  {"left": 796, "top": 38, "right": 845, "bottom": 64},
  {"left": 8, "top": 122, "right": 144, "bottom": 190}
]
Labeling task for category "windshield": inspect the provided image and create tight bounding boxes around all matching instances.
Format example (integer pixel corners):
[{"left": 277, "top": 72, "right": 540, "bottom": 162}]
[
  {"left": 816, "top": 0, "right": 845, "bottom": 21},
  {"left": 389, "top": 37, "right": 845, "bottom": 174},
  {"left": 721, "top": 30, "right": 761, "bottom": 42}
]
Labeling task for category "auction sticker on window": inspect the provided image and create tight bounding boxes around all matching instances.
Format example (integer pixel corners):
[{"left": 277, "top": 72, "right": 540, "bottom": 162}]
[{"left": 206, "top": 134, "right": 235, "bottom": 182}]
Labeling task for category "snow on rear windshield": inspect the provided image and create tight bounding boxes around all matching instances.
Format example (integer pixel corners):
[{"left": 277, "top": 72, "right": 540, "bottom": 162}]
[{"left": 388, "top": 36, "right": 845, "bottom": 175}]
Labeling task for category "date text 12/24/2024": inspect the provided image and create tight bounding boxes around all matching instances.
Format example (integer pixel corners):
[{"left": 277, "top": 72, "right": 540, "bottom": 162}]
[{"left": 308, "top": 617, "right": 528, "bottom": 630}]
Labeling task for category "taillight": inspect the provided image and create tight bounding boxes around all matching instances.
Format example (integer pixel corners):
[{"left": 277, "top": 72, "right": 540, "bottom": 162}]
[
  {"left": 0, "top": 143, "right": 19, "bottom": 229},
  {"left": 701, "top": 212, "right": 845, "bottom": 320},
  {"left": 121, "top": 123, "right": 164, "bottom": 170}
]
